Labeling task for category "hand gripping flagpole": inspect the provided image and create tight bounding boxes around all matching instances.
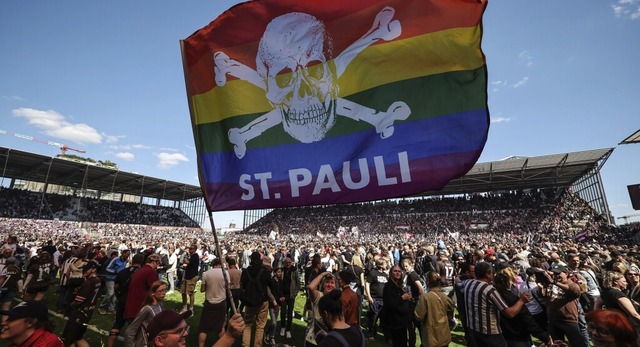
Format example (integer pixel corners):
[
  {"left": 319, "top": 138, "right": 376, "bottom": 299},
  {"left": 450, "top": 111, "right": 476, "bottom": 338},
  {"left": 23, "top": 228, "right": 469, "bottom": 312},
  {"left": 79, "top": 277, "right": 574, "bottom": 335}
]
[{"left": 180, "top": 39, "right": 237, "bottom": 315}]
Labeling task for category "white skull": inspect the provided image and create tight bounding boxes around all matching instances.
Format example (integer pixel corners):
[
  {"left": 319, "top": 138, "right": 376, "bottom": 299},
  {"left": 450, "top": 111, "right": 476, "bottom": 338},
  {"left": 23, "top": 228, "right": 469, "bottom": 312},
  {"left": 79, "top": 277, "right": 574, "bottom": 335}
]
[{"left": 257, "top": 12, "right": 338, "bottom": 143}]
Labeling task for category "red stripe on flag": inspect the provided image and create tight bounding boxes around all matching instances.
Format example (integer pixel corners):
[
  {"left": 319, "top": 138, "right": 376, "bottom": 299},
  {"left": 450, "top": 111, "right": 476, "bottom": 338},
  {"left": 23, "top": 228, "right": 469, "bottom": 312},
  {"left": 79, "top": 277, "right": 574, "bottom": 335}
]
[{"left": 183, "top": 0, "right": 486, "bottom": 95}]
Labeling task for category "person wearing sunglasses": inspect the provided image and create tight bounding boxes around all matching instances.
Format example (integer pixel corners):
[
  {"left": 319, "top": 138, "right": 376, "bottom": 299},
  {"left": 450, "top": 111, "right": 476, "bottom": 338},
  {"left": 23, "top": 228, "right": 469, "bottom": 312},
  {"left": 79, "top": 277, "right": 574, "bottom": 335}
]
[{"left": 146, "top": 310, "right": 244, "bottom": 347}]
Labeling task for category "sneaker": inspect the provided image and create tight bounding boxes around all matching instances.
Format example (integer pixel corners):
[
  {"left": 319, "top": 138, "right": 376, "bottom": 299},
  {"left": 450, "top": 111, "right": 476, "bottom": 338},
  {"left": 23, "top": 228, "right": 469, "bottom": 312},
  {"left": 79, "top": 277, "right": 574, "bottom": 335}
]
[
  {"left": 270, "top": 338, "right": 276, "bottom": 345},
  {"left": 286, "top": 331, "right": 291, "bottom": 339},
  {"left": 98, "top": 307, "right": 107, "bottom": 315},
  {"left": 280, "top": 328, "right": 285, "bottom": 337}
]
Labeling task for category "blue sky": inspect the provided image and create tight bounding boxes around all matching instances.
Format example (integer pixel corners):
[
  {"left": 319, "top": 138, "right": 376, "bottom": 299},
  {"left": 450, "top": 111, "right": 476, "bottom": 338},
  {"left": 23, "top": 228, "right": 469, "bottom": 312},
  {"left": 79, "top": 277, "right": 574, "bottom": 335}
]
[{"left": 1, "top": 0, "right": 639, "bottom": 228}]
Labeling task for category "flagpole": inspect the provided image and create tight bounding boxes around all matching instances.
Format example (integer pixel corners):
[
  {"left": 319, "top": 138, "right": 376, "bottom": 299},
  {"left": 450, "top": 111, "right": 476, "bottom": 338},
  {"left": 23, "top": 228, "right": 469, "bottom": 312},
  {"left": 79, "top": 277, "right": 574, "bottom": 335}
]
[
  {"left": 180, "top": 39, "right": 236, "bottom": 314},
  {"left": 207, "top": 210, "right": 237, "bottom": 314}
]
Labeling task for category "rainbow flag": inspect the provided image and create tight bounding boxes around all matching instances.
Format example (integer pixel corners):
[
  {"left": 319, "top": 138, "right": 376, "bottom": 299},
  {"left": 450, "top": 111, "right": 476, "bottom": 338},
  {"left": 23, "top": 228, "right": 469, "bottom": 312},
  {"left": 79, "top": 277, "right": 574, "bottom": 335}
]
[{"left": 182, "top": 0, "right": 489, "bottom": 211}]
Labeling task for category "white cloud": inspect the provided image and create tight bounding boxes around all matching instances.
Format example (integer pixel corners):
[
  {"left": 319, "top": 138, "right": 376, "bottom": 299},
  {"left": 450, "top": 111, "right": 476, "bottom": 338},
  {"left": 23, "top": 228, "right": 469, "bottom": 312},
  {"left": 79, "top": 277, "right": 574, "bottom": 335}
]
[
  {"left": 132, "top": 144, "right": 151, "bottom": 150},
  {"left": 518, "top": 50, "right": 534, "bottom": 67},
  {"left": 109, "top": 143, "right": 151, "bottom": 151},
  {"left": 12, "top": 107, "right": 102, "bottom": 145},
  {"left": 491, "top": 117, "right": 512, "bottom": 124},
  {"left": 103, "top": 133, "right": 124, "bottom": 143},
  {"left": 115, "top": 152, "right": 134, "bottom": 161},
  {"left": 157, "top": 152, "right": 188, "bottom": 169},
  {"left": 612, "top": 0, "right": 640, "bottom": 19},
  {"left": 2, "top": 95, "right": 25, "bottom": 101},
  {"left": 513, "top": 77, "right": 529, "bottom": 88}
]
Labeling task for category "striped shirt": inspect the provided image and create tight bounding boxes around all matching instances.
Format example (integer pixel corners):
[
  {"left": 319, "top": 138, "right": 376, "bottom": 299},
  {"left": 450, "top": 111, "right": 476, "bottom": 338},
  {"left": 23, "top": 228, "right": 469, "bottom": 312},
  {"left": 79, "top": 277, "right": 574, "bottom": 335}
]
[{"left": 463, "top": 279, "right": 509, "bottom": 335}]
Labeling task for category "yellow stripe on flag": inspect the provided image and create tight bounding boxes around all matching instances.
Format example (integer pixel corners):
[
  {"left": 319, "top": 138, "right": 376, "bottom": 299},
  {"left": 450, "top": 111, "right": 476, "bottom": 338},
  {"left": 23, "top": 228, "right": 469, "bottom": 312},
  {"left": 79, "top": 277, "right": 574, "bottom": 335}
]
[{"left": 192, "top": 25, "right": 484, "bottom": 125}]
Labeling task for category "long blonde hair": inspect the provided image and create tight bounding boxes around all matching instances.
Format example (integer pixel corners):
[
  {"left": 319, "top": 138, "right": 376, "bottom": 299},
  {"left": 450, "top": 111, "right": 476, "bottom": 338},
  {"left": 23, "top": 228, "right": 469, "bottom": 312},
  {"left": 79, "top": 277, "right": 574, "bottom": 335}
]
[{"left": 603, "top": 271, "right": 625, "bottom": 289}]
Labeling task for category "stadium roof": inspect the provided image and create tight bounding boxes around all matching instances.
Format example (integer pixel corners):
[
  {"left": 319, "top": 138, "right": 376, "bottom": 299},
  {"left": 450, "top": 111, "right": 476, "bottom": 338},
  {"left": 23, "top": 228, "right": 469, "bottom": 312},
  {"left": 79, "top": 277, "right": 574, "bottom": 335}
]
[
  {"left": 411, "top": 147, "right": 614, "bottom": 197},
  {"left": 620, "top": 129, "right": 640, "bottom": 145},
  {"left": 0, "top": 146, "right": 203, "bottom": 201},
  {"left": 0, "top": 146, "right": 613, "bottom": 202}
]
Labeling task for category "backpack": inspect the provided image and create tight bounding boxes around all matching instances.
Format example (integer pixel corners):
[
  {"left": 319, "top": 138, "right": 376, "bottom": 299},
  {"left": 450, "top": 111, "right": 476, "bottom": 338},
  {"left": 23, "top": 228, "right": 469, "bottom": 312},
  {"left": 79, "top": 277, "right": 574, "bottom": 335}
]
[
  {"left": 240, "top": 268, "right": 265, "bottom": 307},
  {"left": 132, "top": 306, "right": 155, "bottom": 347}
]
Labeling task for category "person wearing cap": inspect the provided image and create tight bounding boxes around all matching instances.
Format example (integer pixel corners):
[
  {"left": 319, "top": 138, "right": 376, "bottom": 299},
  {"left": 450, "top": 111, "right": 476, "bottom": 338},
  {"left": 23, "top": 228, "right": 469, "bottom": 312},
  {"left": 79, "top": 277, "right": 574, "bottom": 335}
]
[
  {"left": 0, "top": 300, "right": 64, "bottom": 347},
  {"left": 98, "top": 248, "right": 130, "bottom": 315},
  {"left": 0, "top": 257, "right": 21, "bottom": 322},
  {"left": 544, "top": 264, "right": 589, "bottom": 347},
  {"left": 483, "top": 248, "right": 497, "bottom": 263},
  {"left": 61, "top": 260, "right": 102, "bottom": 347},
  {"left": 146, "top": 310, "right": 244, "bottom": 347}
]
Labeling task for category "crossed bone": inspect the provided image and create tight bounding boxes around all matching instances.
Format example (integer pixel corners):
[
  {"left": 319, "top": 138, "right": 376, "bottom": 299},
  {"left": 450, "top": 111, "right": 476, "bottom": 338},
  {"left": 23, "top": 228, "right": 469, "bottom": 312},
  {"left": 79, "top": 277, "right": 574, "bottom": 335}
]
[{"left": 215, "top": 7, "right": 410, "bottom": 159}]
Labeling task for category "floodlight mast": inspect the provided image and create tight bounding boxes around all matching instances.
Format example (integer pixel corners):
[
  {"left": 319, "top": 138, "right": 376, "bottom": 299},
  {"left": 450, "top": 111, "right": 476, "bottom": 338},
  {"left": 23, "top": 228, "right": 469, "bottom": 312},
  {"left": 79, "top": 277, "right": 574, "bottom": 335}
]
[{"left": 0, "top": 129, "right": 85, "bottom": 154}]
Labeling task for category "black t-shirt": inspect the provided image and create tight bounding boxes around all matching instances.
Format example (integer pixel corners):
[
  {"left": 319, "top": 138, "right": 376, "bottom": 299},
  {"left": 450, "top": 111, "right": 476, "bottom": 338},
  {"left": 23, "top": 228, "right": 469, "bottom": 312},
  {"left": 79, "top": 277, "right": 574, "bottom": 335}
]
[
  {"left": 406, "top": 270, "right": 422, "bottom": 299},
  {"left": 69, "top": 276, "right": 102, "bottom": 324},
  {"left": 185, "top": 253, "right": 200, "bottom": 279},
  {"left": 318, "top": 326, "right": 363, "bottom": 347},
  {"left": 366, "top": 268, "right": 388, "bottom": 299}
]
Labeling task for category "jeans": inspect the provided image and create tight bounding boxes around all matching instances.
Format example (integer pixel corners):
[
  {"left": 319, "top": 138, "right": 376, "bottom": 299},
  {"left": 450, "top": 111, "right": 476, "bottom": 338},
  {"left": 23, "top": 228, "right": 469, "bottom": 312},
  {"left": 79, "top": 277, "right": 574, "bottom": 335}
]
[
  {"left": 167, "top": 270, "right": 175, "bottom": 292},
  {"left": 99, "top": 280, "right": 115, "bottom": 311},
  {"left": 267, "top": 306, "right": 278, "bottom": 338},
  {"left": 280, "top": 296, "right": 295, "bottom": 331},
  {"left": 549, "top": 321, "right": 589, "bottom": 347},
  {"left": 56, "top": 285, "right": 69, "bottom": 312},
  {"left": 242, "top": 301, "right": 268, "bottom": 347},
  {"left": 366, "top": 298, "right": 383, "bottom": 337},
  {"left": 468, "top": 330, "right": 508, "bottom": 347}
]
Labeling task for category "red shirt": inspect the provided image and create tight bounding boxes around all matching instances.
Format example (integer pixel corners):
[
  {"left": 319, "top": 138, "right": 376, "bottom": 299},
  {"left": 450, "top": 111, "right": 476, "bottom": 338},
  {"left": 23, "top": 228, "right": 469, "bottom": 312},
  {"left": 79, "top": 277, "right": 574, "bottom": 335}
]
[
  {"left": 124, "top": 264, "right": 157, "bottom": 319},
  {"left": 11, "top": 328, "right": 64, "bottom": 347}
]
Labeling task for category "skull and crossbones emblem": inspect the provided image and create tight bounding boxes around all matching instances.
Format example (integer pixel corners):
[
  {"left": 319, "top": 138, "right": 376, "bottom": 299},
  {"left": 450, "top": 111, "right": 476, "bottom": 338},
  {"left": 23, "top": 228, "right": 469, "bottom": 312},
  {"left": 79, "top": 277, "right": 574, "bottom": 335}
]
[{"left": 214, "top": 6, "right": 411, "bottom": 159}]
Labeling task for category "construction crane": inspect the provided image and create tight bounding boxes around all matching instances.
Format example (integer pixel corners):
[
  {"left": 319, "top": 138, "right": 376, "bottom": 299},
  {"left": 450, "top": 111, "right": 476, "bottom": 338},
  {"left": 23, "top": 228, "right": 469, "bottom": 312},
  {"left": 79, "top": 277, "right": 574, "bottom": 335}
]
[
  {"left": 617, "top": 214, "right": 640, "bottom": 224},
  {"left": 0, "top": 129, "right": 85, "bottom": 154}
]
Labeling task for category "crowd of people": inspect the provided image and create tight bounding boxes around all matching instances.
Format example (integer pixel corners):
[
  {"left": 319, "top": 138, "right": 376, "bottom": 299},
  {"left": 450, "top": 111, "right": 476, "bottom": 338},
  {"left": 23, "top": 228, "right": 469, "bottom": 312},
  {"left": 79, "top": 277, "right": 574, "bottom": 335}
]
[
  {"left": 0, "top": 187, "right": 199, "bottom": 227},
  {"left": 0, "top": 187, "right": 639, "bottom": 346}
]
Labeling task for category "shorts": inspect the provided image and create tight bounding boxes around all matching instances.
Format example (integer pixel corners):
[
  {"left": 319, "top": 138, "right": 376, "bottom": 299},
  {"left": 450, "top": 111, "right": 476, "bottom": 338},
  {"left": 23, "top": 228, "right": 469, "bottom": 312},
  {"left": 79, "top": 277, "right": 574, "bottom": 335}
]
[
  {"left": 62, "top": 319, "right": 88, "bottom": 345},
  {"left": 0, "top": 290, "right": 16, "bottom": 303},
  {"left": 198, "top": 300, "right": 227, "bottom": 334},
  {"left": 181, "top": 276, "right": 198, "bottom": 295}
]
